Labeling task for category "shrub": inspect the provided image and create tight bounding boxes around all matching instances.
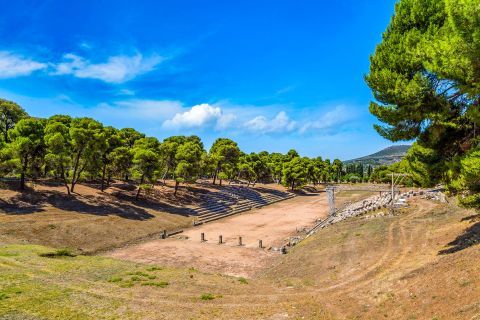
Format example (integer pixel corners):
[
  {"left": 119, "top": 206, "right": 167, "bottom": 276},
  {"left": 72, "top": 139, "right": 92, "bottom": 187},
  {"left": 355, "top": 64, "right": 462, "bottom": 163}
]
[
  {"left": 200, "top": 293, "right": 215, "bottom": 301},
  {"left": 39, "top": 248, "right": 76, "bottom": 258},
  {"left": 127, "top": 271, "right": 150, "bottom": 277},
  {"left": 238, "top": 277, "right": 248, "bottom": 284},
  {"left": 142, "top": 281, "right": 169, "bottom": 288},
  {"left": 119, "top": 281, "right": 134, "bottom": 288},
  {"left": 146, "top": 266, "right": 162, "bottom": 271},
  {"left": 107, "top": 277, "right": 122, "bottom": 283}
]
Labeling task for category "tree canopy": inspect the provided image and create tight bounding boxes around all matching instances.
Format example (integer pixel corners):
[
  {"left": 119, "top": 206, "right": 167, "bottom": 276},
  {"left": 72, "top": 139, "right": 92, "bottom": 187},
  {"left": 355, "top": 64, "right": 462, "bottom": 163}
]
[
  {"left": 0, "top": 101, "right": 346, "bottom": 194},
  {"left": 366, "top": 0, "right": 480, "bottom": 206}
]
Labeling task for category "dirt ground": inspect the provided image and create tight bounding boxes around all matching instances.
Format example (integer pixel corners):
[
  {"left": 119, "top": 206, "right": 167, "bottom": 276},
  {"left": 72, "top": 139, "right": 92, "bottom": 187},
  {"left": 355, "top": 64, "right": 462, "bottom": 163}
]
[
  {"left": 0, "top": 180, "right": 205, "bottom": 253},
  {"left": 1, "top": 189, "right": 480, "bottom": 319},
  {"left": 106, "top": 192, "right": 328, "bottom": 277},
  {"left": 0, "top": 179, "right": 302, "bottom": 254}
]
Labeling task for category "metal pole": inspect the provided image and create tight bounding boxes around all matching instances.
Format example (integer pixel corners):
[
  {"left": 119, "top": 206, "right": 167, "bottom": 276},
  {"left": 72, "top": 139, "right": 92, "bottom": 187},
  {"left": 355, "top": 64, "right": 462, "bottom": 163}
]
[{"left": 391, "top": 174, "right": 394, "bottom": 209}]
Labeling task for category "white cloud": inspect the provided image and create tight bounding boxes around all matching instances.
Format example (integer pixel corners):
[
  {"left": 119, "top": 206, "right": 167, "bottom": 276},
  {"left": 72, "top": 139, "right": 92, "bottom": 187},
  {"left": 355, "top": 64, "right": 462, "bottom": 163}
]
[
  {"left": 244, "top": 111, "right": 297, "bottom": 133},
  {"left": 52, "top": 53, "right": 164, "bottom": 83},
  {"left": 215, "top": 113, "right": 236, "bottom": 130},
  {"left": 163, "top": 103, "right": 236, "bottom": 130},
  {"left": 299, "top": 105, "right": 353, "bottom": 133},
  {"left": 0, "top": 51, "right": 47, "bottom": 78}
]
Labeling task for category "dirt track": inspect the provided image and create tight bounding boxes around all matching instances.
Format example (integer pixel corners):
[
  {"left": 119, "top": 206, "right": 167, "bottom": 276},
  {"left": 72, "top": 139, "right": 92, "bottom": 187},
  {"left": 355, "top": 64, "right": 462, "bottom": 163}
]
[{"left": 106, "top": 192, "right": 328, "bottom": 277}]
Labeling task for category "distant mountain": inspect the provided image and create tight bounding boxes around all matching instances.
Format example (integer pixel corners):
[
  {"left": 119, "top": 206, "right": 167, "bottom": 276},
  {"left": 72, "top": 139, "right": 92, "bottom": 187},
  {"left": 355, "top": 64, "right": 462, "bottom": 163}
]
[{"left": 345, "top": 145, "right": 411, "bottom": 167}]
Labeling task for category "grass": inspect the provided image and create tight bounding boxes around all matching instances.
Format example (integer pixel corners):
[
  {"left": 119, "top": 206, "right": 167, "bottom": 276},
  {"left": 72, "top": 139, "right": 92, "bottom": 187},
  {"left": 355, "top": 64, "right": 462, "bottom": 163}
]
[
  {"left": 146, "top": 266, "right": 162, "bottom": 271},
  {"left": 107, "top": 276, "right": 122, "bottom": 283},
  {"left": 2, "top": 244, "right": 293, "bottom": 318}
]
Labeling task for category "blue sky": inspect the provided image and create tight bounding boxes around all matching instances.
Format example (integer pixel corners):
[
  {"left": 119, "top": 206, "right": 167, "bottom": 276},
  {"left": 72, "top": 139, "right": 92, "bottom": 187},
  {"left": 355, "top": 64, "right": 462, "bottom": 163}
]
[{"left": 0, "top": 0, "right": 399, "bottom": 160}]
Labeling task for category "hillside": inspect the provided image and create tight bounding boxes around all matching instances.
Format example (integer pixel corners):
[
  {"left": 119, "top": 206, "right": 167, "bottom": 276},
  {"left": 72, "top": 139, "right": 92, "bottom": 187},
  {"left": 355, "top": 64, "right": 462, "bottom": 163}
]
[{"left": 345, "top": 145, "right": 411, "bottom": 166}]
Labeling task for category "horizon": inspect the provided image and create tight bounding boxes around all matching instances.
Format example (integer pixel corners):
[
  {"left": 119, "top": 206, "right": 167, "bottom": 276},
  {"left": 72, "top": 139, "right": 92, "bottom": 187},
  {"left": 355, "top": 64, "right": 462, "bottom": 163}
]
[{"left": 0, "top": 0, "right": 401, "bottom": 160}]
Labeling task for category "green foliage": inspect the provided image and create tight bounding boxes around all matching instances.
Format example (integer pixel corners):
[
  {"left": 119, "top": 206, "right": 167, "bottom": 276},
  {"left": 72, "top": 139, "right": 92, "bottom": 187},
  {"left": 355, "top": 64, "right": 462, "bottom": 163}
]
[
  {"left": 209, "top": 138, "right": 241, "bottom": 184},
  {"left": 282, "top": 157, "right": 308, "bottom": 190},
  {"left": 367, "top": 0, "right": 480, "bottom": 207},
  {"left": 7, "top": 118, "right": 45, "bottom": 189},
  {"left": 44, "top": 118, "right": 71, "bottom": 194},
  {"left": 0, "top": 104, "right": 345, "bottom": 194},
  {"left": 68, "top": 117, "right": 104, "bottom": 192},
  {"left": 0, "top": 98, "right": 28, "bottom": 143}
]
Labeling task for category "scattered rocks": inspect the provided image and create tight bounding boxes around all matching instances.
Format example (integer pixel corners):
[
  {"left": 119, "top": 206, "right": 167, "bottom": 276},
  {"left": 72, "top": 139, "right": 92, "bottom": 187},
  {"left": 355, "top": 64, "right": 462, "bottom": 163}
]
[{"left": 421, "top": 191, "right": 447, "bottom": 203}]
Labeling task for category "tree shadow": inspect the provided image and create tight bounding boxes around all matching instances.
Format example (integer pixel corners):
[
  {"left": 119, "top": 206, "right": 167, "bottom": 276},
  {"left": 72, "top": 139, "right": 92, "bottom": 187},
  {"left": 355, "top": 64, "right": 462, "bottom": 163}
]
[
  {"left": 110, "top": 190, "right": 195, "bottom": 217},
  {"left": 0, "top": 190, "right": 156, "bottom": 220},
  {"left": 290, "top": 189, "right": 320, "bottom": 196},
  {"left": 439, "top": 215, "right": 480, "bottom": 255}
]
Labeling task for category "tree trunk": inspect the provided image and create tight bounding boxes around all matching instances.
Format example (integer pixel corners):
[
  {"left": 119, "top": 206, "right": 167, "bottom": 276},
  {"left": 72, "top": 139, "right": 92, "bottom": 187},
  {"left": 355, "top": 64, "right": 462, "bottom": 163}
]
[
  {"left": 101, "top": 163, "right": 107, "bottom": 192},
  {"left": 136, "top": 174, "right": 145, "bottom": 200},
  {"left": 60, "top": 166, "right": 71, "bottom": 195},
  {"left": 174, "top": 180, "right": 179, "bottom": 196},
  {"left": 212, "top": 169, "right": 218, "bottom": 185},
  {"left": 4, "top": 123, "right": 8, "bottom": 143},
  {"left": 291, "top": 181, "right": 295, "bottom": 191},
  {"left": 70, "top": 150, "right": 82, "bottom": 192},
  {"left": 19, "top": 156, "right": 28, "bottom": 191},
  {"left": 20, "top": 172, "right": 25, "bottom": 190},
  {"left": 162, "top": 169, "right": 168, "bottom": 185}
]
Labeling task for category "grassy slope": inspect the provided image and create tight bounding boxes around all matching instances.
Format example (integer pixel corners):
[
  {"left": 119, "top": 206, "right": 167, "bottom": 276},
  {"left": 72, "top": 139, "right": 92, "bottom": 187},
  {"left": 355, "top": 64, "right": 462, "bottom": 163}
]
[
  {"left": 0, "top": 245, "right": 334, "bottom": 320},
  {"left": 0, "top": 182, "right": 201, "bottom": 253}
]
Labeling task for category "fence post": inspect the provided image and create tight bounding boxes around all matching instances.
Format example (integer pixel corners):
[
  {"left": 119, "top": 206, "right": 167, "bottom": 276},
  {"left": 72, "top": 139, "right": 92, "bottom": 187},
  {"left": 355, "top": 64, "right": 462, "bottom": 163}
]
[
  {"left": 238, "top": 236, "right": 243, "bottom": 246},
  {"left": 201, "top": 233, "right": 205, "bottom": 242},
  {"left": 162, "top": 230, "right": 167, "bottom": 239},
  {"left": 219, "top": 235, "right": 223, "bottom": 244},
  {"left": 258, "top": 240, "right": 263, "bottom": 248}
]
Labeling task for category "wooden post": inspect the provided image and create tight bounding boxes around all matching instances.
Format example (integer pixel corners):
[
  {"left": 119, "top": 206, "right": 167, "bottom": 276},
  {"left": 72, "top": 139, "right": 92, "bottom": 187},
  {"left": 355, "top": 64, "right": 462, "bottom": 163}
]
[
  {"left": 201, "top": 233, "right": 205, "bottom": 242},
  {"left": 162, "top": 230, "right": 167, "bottom": 239},
  {"left": 238, "top": 236, "right": 243, "bottom": 246},
  {"left": 258, "top": 240, "right": 263, "bottom": 248},
  {"left": 219, "top": 235, "right": 223, "bottom": 244}
]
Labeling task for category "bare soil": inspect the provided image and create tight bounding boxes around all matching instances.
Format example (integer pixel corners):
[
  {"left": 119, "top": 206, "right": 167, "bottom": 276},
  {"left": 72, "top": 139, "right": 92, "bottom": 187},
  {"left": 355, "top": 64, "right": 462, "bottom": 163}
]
[
  {"left": 0, "top": 180, "right": 297, "bottom": 254},
  {"left": 106, "top": 192, "right": 327, "bottom": 277},
  {"left": 0, "top": 180, "right": 209, "bottom": 253}
]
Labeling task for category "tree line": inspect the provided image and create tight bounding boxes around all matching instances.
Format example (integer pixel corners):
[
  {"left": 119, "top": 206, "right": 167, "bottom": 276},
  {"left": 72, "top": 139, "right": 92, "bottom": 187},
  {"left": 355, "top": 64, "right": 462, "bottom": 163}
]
[
  {"left": 366, "top": 0, "right": 480, "bottom": 208},
  {"left": 0, "top": 99, "right": 345, "bottom": 197}
]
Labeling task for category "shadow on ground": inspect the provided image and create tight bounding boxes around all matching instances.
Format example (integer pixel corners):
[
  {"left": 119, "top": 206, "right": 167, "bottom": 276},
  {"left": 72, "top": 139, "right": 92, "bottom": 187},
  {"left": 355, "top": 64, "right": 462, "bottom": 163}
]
[
  {"left": 439, "top": 214, "right": 480, "bottom": 255},
  {"left": 0, "top": 188, "right": 195, "bottom": 220}
]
